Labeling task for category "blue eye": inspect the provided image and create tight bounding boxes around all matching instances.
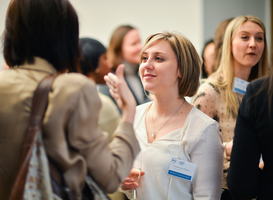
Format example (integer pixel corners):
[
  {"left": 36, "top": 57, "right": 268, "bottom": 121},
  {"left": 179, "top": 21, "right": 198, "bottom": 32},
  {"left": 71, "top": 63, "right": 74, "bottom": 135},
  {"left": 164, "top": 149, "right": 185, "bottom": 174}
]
[
  {"left": 141, "top": 56, "right": 147, "bottom": 62},
  {"left": 256, "top": 37, "right": 263, "bottom": 41},
  {"left": 241, "top": 36, "right": 248, "bottom": 40},
  {"left": 155, "top": 57, "right": 163, "bottom": 61}
]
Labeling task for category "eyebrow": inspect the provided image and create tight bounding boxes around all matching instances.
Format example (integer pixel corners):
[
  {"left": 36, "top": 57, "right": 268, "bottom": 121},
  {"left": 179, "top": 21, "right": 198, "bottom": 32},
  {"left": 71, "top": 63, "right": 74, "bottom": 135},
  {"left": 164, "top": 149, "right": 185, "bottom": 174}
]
[
  {"left": 239, "top": 31, "right": 264, "bottom": 34},
  {"left": 143, "top": 51, "right": 167, "bottom": 56}
]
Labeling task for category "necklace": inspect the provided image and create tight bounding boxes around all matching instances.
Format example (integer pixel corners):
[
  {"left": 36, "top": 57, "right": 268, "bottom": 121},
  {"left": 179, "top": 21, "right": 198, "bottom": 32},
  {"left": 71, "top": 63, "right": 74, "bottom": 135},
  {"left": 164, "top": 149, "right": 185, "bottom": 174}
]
[{"left": 151, "top": 98, "right": 186, "bottom": 138}]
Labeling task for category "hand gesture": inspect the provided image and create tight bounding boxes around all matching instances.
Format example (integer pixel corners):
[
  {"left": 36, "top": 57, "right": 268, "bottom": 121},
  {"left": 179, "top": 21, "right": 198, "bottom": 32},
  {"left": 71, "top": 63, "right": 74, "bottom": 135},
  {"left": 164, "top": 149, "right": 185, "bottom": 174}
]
[
  {"left": 120, "top": 170, "right": 145, "bottom": 191},
  {"left": 104, "top": 64, "right": 137, "bottom": 123}
]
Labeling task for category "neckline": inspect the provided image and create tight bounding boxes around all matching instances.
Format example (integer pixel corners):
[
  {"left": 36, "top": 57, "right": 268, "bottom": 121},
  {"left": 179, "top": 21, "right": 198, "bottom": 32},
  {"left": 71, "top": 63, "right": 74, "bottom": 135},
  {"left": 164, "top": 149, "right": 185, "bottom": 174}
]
[{"left": 139, "top": 102, "right": 195, "bottom": 144}]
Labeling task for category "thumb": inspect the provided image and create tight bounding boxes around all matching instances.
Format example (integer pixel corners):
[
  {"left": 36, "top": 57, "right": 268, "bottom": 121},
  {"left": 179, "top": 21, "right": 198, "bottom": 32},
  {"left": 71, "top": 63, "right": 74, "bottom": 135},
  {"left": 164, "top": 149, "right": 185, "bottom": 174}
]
[{"left": 116, "top": 64, "right": 125, "bottom": 80}]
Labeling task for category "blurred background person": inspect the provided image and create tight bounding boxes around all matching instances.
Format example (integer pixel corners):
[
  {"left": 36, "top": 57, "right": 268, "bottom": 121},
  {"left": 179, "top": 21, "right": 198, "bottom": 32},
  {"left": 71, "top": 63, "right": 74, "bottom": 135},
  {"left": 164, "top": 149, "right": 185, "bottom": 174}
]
[
  {"left": 0, "top": 0, "right": 140, "bottom": 199},
  {"left": 193, "top": 15, "right": 268, "bottom": 200},
  {"left": 212, "top": 18, "right": 234, "bottom": 74},
  {"left": 79, "top": 37, "right": 120, "bottom": 142},
  {"left": 98, "top": 25, "right": 150, "bottom": 112},
  {"left": 201, "top": 39, "right": 215, "bottom": 79}
]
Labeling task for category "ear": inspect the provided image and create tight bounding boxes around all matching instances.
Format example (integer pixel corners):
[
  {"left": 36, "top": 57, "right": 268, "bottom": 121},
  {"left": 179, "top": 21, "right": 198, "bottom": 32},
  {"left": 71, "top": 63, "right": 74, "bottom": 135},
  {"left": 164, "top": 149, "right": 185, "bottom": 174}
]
[
  {"left": 178, "top": 71, "right": 181, "bottom": 79},
  {"left": 177, "top": 66, "right": 181, "bottom": 78}
]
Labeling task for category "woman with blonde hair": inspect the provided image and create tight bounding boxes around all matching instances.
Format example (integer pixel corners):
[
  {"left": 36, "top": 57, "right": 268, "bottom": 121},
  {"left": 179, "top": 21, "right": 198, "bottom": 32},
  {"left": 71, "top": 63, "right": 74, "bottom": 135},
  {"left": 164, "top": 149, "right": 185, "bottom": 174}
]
[
  {"left": 106, "top": 31, "right": 224, "bottom": 200},
  {"left": 193, "top": 15, "right": 268, "bottom": 198}
]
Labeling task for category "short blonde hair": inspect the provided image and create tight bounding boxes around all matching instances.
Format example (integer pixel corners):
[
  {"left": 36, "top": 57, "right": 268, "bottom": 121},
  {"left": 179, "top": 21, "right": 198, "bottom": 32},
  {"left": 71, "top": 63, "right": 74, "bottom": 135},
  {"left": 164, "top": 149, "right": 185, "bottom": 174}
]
[
  {"left": 140, "top": 31, "right": 201, "bottom": 98},
  {"left": 212, "top": 15, "right": 268, "bottom": 117}
]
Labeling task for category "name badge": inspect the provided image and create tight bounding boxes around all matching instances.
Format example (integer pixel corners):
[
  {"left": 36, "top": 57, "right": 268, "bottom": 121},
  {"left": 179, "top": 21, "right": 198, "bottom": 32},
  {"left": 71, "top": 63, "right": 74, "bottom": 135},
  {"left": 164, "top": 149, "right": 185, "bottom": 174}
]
[
  {"left": 167, "top": 158, "right": 196, "bottom": 182},
  {"left": 233, "top": 77, "right": 249, "bottom": 95}
]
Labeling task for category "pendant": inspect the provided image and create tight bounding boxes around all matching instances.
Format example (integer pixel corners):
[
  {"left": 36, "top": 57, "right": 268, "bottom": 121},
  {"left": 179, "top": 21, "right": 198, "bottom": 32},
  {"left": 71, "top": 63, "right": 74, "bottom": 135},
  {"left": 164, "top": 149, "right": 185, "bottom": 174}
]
[{"left": 152, "top": 131, "right": 155, "bottom": 138}]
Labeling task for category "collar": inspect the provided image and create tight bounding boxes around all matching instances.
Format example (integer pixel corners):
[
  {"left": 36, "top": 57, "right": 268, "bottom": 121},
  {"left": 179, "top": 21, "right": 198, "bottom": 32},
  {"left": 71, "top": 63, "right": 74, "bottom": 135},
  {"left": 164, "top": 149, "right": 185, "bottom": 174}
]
[
  {"left": 123, "top": 60, "right": 139, "bottom": 76},
  {"left": 13, "top": 57, "right": 58, "bottom": 76}
]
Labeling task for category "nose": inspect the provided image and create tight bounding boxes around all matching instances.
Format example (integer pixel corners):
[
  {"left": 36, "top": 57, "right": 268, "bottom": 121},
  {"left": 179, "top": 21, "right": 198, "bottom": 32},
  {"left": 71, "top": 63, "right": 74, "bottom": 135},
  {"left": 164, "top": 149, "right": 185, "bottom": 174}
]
[
  {"left": 140, "top": 57, "right": 153, "bottom": 71},
  {"left": 249, "top": 37, "right": 257, "bottom": 48},
  {"left": 139, "top": 58, "right": 153, "bottom": 72}
]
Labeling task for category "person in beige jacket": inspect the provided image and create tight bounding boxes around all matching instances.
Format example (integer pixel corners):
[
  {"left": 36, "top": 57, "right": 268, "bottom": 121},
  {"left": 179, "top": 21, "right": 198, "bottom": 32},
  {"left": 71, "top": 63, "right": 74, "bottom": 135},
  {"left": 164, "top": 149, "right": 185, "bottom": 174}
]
[{"left": 0, "top": 0, "right": 140, "bottom": 199}]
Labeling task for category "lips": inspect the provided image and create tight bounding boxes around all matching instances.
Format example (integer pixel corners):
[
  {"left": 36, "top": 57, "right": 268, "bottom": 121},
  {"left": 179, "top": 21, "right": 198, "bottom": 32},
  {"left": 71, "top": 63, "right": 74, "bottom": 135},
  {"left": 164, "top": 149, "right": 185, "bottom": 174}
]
[
  {"left": 143, "top": 74, "right": 156, "bottom": 80},
  {"left": 143, "top": 74, "right": 156, "bottom": 78},
  {"left": 247, "top": 52, "right": 256, "bottom": 55}
]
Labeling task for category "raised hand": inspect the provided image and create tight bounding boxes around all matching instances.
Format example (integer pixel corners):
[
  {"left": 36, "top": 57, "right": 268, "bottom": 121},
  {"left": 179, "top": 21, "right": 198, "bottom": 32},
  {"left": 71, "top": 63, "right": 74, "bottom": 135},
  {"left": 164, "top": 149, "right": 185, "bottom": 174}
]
[{"left": 104, "top": 64, "right": 137, "bottom": 124}]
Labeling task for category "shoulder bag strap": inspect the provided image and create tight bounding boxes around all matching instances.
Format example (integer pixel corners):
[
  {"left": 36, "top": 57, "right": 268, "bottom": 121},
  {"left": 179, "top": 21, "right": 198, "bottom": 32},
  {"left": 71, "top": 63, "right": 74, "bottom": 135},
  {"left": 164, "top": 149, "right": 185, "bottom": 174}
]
[{"left": 9, "top": 76, "right": 55, "bottom": 200}]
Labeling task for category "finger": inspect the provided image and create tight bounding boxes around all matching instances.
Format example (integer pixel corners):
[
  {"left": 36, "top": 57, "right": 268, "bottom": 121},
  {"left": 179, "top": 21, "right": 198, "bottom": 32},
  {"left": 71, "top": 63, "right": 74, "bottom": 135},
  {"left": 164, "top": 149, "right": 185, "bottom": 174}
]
[
  {"left": 107, "top": 72, "right": 118, "bottom": 81},
  {"left": 124, "top": 177, "right": 134, "bottom": 182},
  {"left": 115, "top": 64, "right": 125, "bottom": 80},
  {"left": 106, "top": 81, "right": 115, "bottom": 91},
  {"left": 103, "top": 74, "right": 108, "bottom": 82},
  {"left": 104, "top": 73, "right": 114, "bottom": 84},
  {"left": 109, "top": 89, "right": 122, "bottom": 107},
  {"left": 109, "top": 88, "right": 120, "bottom": 99},
  {"left": 105, "top": 73, "right": 117, "bottom": 87},
  {"left": 121, "top": 182, "right": 138, "bottom": 190},
  {"left": 105, "top": 77, "right": 118, "bottom": 91},
  {"left": 109, "top": 89, "right": 117, "bottom": 99}
]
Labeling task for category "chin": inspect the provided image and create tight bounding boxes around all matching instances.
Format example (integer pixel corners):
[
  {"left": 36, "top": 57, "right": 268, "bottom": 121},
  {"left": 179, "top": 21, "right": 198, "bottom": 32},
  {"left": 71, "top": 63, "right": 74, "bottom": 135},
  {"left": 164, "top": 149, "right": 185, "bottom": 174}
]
[{"left": 143, "top": 85, "right": 152, "bottom": 92}]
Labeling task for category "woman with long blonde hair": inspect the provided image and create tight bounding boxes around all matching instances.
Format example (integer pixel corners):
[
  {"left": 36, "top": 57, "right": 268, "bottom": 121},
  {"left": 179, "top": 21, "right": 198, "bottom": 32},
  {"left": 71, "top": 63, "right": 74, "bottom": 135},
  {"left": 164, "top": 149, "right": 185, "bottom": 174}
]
[{"left": 193, "top": 15, "right": 268, "bottom": 198}]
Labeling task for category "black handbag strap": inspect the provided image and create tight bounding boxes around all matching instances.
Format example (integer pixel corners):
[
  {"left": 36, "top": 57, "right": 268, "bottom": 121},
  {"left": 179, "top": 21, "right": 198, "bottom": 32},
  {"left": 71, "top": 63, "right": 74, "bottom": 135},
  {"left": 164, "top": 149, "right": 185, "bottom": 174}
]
[{"left": 9, "top": 76, "right": 55, "bottom": 200}]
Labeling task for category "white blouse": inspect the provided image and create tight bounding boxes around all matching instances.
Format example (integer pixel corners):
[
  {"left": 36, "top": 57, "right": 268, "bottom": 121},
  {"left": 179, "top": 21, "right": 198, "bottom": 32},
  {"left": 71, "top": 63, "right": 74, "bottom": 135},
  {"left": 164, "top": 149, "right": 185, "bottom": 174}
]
[{"left": 129, "top": 102, "right": 224, "bottom": 200}]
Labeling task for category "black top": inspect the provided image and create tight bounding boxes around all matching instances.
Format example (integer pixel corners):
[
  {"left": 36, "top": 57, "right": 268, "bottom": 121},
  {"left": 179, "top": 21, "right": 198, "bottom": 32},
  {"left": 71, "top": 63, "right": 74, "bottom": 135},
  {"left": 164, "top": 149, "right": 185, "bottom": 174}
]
[{"left": 227, "top": 76, "right": 273, "bottom": 200}]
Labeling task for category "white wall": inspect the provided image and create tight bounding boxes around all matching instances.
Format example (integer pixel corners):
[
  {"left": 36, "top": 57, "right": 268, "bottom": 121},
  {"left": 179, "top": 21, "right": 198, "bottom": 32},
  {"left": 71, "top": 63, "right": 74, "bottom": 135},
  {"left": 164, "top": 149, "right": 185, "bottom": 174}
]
[
  {"left": 70, "top": 0, "right": 203, "bottom": 53},
  {"left": 0, "top": 0, "right": 271, "bottom": 70},
  {"left": 0, "top": 0, "right": 11, "bottom": 70},
  {"left": 0, "top": 0, "right": 203, "bottom": 70},
  {"left": 204, "top": 0, "right": 271, "bottom": 51},
  {"left": 265, "top": 0, "right": 272, "bottom": 54},
  {"left": 204, "top": 0, "right": 267, "bottom": 41}
]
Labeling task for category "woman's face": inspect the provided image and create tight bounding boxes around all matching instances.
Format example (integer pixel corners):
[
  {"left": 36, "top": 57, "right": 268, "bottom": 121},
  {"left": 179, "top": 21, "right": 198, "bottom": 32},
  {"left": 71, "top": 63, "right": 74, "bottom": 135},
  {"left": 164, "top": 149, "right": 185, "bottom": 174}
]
[
  {"left": 122, "top": 29, "right": 143, "bottom": 65},
  {"left": 139, "top": 40, "right": 180, "bottom": 95},
  {"left": 203, "top": 42, "right": 215, "bottom": 76},
  {"left": 95, "top": 53, "right": 112, "bottom": 84},
  {"left": 231, "top": 21, "right": 264, "bottom": 70}
]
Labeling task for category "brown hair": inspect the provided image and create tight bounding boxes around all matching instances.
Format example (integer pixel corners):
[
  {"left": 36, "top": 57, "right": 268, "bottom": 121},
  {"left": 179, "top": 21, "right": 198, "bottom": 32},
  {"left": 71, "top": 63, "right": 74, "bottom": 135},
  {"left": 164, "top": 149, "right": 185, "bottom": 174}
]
[
  {"left": 140, "top": 31, "right": 201, "bottom": 98},
  {"left": 107, "top": 25, "right": 135, "bottom": 71},
  {"left": 212, "top": 18, "right": 234, "bottom": 73}
]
